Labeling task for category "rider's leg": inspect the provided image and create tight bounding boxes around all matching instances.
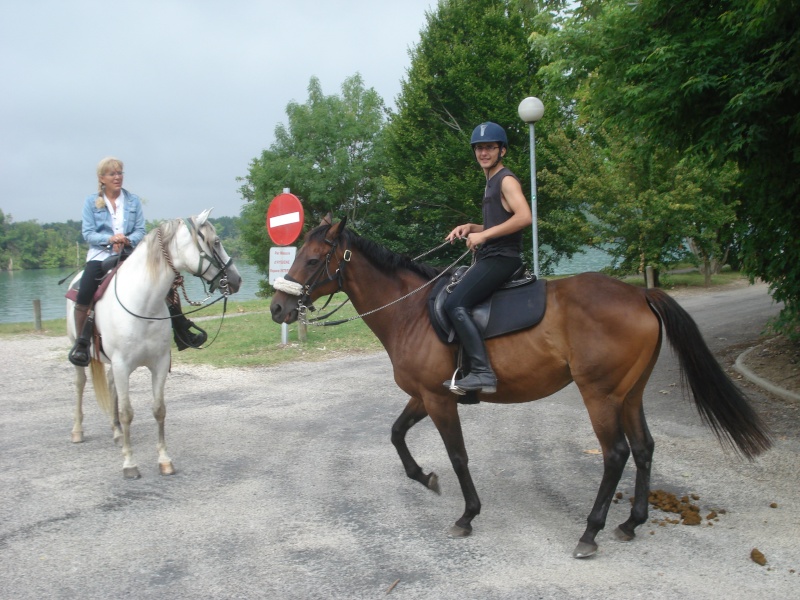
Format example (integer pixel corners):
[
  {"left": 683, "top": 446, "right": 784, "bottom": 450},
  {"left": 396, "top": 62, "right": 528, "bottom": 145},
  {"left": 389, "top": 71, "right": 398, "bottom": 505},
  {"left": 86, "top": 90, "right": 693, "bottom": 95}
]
[
  {"left": 448, "top": 306, "right": 497, "bottom": 393},
  {"left": 168, "top": 296, "right": 207, "bottom": 350},
  {"left": 442, "top": 255, "right": 521, "bottom": 395},
  {"left": 69, "top": 261, "right": 102, "bottom": 366},
  {"left": 69, "top": 304, "right": 92, "bottom": 366}
]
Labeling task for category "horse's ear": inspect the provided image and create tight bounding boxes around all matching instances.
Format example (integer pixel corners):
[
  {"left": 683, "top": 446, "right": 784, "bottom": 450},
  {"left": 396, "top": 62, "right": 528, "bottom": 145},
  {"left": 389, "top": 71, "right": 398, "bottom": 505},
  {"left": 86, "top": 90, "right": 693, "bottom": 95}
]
[
  {"left": 327, "top": 216, "right": 347, "bottom": 240},
  {"left": 320, "top": 212, "right": 333, "bottom": 226},
  {"left": 196, "top": 208, "right": 213, "bottom": 225}
]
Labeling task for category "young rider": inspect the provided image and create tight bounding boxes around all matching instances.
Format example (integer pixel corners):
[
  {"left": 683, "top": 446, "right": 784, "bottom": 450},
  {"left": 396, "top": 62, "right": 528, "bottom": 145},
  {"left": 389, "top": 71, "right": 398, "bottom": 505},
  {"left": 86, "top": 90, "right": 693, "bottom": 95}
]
[{"left": 443, "top": 122, "right": 532, "bottom": 396}]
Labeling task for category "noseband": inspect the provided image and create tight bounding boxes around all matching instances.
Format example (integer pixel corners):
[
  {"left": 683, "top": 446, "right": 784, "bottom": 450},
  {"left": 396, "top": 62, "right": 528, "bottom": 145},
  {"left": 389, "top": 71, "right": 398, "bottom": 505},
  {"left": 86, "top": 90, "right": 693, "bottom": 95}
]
[{"left": 274, "top": 235, "right": 351, "bottom": 314}]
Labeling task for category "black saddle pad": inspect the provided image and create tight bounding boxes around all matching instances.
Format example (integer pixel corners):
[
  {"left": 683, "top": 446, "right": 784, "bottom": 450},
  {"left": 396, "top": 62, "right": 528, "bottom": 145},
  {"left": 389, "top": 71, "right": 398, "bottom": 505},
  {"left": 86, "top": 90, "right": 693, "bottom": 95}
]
[{"left": 428, "top": 272, "right": 547, "bottom": 344}]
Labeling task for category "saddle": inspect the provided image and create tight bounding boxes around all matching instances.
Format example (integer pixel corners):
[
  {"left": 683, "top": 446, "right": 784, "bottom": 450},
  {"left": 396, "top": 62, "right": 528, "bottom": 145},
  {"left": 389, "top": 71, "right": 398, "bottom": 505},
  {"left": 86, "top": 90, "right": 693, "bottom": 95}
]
[
  {"left": 428, "top": 265, "right": 547, "bottom": 345},
  {"left": 64, "top": 256, "right": 128, "bottom": 304}
]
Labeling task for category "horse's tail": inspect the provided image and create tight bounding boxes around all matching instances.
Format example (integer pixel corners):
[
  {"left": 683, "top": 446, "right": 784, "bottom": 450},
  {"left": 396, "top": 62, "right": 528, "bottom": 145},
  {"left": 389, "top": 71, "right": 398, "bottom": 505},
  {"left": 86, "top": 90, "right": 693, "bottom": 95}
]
[
  {"left": 89, "top": 358, "right": 113, "bottom": 417},
  {"left": 645, "top": 288, "right": 772, "bottom": 460}
]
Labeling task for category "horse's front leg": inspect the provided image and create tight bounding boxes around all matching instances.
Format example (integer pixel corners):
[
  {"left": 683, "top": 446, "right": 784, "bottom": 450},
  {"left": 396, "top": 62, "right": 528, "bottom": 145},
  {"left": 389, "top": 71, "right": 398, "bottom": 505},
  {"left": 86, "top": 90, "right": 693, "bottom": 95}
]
[
  {"left": 427, "top": 397, "right": 481, "bottom": 537},
  {"left": 391, "top": 396, "right": 439, "bottom": 494},
  {"left": 106, "top": 368, "right": 123, "bottom": 445},
  {"left": 150, "top": 366, "right": 174, "bottom": 475},
  {"left": 112, "top": 366, "right": 139, "bottom": 479},
  {"left": 71, "top": 366, "right": 86, "bottom": 443}
]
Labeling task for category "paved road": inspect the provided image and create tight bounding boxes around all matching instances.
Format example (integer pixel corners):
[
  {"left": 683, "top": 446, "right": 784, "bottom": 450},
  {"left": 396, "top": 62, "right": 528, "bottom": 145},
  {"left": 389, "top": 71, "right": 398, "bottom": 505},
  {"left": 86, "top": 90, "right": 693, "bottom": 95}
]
[{"left": 1, "top": 283, "right": 798, "bottom": 599}]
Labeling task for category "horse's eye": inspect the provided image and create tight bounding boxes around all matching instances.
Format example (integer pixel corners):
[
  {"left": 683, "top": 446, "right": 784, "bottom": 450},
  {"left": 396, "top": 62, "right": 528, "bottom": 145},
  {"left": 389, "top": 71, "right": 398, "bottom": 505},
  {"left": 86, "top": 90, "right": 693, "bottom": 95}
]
[{"left": 307, "top": 258, "right": 320, "bottom": 267}]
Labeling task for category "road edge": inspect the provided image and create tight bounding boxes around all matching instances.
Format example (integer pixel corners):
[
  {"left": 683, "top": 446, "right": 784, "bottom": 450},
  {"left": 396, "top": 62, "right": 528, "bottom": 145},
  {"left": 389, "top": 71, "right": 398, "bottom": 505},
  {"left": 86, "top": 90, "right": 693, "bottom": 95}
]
[{"left": 735, "top": 345, "right": 800, "bottom": 403}]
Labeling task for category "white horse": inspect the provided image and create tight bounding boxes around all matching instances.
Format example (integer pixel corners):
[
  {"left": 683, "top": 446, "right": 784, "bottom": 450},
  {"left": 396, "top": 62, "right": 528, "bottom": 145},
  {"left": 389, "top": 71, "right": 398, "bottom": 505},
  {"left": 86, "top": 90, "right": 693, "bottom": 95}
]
[{"left": 66, "top": 209, "right": 242, "bottom": 478}]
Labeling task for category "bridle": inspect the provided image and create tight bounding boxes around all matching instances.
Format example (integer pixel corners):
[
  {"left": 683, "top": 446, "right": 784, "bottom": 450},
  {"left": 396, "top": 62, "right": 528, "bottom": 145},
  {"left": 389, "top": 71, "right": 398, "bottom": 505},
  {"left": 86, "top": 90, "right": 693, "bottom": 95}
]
[
  {"left": 114, "top": 218, "right": 234, "bottom": 321},
  {"left": 176, "top": 217, "right": 236, "bottom": 302},
  {"left": 276, "top": 232, "right": 351, "bottom": 319},
  {"left": 274, "top": 232, "right": 471, "bottom": 327}
]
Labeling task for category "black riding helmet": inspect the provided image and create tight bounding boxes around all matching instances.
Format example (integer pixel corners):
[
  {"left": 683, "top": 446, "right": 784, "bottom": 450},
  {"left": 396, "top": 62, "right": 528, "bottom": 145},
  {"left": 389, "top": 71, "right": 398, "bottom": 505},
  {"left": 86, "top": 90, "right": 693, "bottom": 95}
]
[{"left": 470, "top": 122, "right": 508, "bottom": 169}]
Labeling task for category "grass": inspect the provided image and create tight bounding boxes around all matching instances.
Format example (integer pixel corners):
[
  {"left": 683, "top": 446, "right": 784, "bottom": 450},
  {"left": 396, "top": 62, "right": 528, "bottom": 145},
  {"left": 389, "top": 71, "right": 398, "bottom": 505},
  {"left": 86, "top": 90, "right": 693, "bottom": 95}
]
[
  {"left": 0, "top": 295, "right": 384, "bottom": 369},
  {"left": 0, "top": 270, "right": 750, "bottom": 368}
]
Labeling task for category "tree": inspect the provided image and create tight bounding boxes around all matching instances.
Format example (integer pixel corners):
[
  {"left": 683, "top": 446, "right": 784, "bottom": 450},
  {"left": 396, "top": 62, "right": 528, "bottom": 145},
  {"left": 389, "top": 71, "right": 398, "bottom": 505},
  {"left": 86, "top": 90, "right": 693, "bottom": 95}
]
[
  {"left": 239, "top": 74, "right": 388, "bottom": 288},
  {"left": 383, "top": 0, "right": 588, "bottom": 266},
  {"left": 535, "top": 0, "right": 800, "bottom": 333}
]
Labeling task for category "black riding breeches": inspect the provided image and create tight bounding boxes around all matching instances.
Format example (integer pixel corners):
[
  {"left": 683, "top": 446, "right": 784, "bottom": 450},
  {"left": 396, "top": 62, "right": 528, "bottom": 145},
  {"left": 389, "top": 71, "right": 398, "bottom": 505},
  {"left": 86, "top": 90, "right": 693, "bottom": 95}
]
[
  {"left": 76, "top": 260, "right": 104, "bottom": 305},
  {"left": 443, "top": 254, "right": 522, "bottom": 318}
]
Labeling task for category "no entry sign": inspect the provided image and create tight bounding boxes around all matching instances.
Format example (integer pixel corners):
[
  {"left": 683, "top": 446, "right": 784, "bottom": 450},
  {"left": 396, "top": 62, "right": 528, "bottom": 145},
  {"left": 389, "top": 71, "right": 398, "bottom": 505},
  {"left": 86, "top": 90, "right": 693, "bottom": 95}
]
[{"left": 266, "top": 192, "right": 304, "bottom": 246}]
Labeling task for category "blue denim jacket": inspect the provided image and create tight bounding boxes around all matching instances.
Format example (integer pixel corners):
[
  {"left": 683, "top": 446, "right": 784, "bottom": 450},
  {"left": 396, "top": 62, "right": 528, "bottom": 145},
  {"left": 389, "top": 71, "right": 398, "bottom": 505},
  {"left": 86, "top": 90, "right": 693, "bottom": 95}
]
[{"left": 81, "top": 189, "right": 146, "bottom": 257}]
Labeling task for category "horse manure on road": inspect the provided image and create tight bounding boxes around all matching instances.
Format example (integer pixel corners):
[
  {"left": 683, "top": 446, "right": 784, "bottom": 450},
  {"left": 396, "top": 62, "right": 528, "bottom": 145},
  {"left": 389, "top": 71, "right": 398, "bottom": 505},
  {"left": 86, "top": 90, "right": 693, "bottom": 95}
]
[
  {"left": 615, "top": 490, "right": 726, "bottom": 527},
  {"left": 751, "top": 548, "right": 767, "bottom": 566}
]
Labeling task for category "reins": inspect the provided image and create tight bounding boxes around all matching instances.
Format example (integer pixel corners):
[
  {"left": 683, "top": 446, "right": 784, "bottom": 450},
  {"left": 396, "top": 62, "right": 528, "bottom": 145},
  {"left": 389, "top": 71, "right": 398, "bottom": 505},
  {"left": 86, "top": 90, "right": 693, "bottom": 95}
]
[
  {"left": 283, "top": 238, "right": 472, "bottom": 327},
  {"left": 111, "top": 219, "right": 236, "bottom": 346}
]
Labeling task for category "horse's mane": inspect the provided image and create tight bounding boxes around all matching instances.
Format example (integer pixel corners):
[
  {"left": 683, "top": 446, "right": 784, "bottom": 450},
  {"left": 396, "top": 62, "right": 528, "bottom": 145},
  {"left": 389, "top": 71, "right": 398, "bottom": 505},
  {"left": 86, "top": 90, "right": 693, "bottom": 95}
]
[
  {"left": 143, "top": 218, "right": 182, "bottom": 280},
  {"left": 309, "top": 222, "right": 444, "bottom": 281}
]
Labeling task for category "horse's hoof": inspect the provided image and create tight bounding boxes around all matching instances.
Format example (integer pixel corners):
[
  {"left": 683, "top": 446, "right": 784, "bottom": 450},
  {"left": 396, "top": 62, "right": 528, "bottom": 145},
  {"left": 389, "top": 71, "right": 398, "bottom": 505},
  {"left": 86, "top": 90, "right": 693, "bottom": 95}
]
[
  {"left": 159, "top": 462, "right": 175, "bottom": 476},
  {"left": 71, "top": 432, "right": 84, "bottom": 443},
  {"left": 572, "top": 541, "right": 598, "bottom": 558},
  {"left": 427, "top": 472, "right": 441, "bottom": 495},
  {"left": 614, "top": 526, "right": 635, "bottom": 542},
  {"left": 123, "top": 466, "right": 141, "bottom": 479},
  {"left": 448, "top": 524, "right": 472, "bottom": 538}
]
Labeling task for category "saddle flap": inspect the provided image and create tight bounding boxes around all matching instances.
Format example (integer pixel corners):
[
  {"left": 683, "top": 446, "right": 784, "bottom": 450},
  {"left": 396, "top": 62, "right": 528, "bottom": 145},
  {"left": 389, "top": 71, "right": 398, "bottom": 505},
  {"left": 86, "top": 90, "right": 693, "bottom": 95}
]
[
  {"left": 428, "top": 273, "right": 547, "bottom": 344},
  {"left": 64, "top": 262, "right": 124, "bottom": 304}
]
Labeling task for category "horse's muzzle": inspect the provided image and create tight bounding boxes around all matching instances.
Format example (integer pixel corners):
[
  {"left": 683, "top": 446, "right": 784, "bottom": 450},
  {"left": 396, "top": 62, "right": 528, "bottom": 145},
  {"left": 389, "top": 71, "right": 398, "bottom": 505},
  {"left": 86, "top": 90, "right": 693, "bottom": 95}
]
[{"left": 270, "top": 297, "right": 298, "bottom": 324}]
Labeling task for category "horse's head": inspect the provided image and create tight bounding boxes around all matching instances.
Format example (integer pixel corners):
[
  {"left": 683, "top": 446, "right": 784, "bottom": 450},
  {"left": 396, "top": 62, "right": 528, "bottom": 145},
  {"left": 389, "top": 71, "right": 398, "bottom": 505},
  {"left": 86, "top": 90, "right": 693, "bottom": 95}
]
[
  {"left": 270, "top": 213, "right": 349, "bottom": 324},
  {"left": 173, "top": 208, "right": 242, "bottom": 296}
]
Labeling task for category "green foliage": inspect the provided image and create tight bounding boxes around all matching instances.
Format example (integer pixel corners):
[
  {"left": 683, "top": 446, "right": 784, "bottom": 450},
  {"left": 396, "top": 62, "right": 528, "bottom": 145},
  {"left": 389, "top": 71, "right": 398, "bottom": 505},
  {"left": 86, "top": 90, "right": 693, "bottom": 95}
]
[
  {"left": 536, "top": 0, "right": 800, "bottom": 330},
  {"left": 0, "top": 212, "right": 84, "bottom": 270},
  {"left": 238, "top": 74, "right": 388, "bottom": 291}
]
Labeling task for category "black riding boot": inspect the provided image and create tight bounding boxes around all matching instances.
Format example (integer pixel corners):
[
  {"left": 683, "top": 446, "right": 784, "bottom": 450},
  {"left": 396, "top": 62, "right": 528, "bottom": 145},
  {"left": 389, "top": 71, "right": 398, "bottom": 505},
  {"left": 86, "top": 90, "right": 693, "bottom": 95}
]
[
  {"left": 168, "top": 302, "right": 207, "bottom": 350},
  {"left": 68, "top": 304, "right": 93, "bottom": 367},
  {"left": 443, "top": 307, "right": 497, "bottom": 397}
]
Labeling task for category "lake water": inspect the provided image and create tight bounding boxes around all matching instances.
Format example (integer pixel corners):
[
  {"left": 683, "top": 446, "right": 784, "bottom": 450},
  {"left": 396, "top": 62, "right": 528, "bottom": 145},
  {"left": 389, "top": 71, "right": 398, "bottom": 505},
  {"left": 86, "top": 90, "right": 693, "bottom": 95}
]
[
  {"left": 0, "top": 248, "right": 611, "bottom": 324},
  {"left": 0, "top": 262, "right": 266, "bottom": 325}
]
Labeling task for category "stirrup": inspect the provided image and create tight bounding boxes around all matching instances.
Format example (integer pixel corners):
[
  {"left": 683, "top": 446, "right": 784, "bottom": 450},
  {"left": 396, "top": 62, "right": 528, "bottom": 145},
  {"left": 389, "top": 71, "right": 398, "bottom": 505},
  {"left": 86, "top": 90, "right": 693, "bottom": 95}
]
[
  {"left": 175, "top": 323, "right": 207, "bottom": 350},
  {"left": 69, "top": 341, "right": 91, "bottom": 367},
  {"left": 444, "top": 369, "right": 467, "bottom": 395},
  {"left": 451, "top": 371, "right": 497, "bottom": 394}
]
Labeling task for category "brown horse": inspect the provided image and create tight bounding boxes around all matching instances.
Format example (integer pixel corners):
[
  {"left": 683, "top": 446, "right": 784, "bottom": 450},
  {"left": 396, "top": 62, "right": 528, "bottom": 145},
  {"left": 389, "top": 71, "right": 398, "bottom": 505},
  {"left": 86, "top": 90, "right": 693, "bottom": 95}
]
[{"left": 270, "top": 216, "right": 771, "bottom": 558}]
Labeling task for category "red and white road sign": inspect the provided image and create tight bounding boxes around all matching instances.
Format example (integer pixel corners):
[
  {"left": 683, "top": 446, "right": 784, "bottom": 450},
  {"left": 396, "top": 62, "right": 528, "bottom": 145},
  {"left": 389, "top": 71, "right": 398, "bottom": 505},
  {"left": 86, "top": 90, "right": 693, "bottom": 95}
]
[{"left": 266, "top": 192, "right": 304, "bottom": 246}]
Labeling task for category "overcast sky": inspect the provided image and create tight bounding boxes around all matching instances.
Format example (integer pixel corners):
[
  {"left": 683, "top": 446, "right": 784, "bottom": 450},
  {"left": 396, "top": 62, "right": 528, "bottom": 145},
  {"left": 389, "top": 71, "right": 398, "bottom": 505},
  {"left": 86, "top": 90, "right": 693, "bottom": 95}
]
[{"left": 0, "top": 0, "right": 434, "bottom": 224}]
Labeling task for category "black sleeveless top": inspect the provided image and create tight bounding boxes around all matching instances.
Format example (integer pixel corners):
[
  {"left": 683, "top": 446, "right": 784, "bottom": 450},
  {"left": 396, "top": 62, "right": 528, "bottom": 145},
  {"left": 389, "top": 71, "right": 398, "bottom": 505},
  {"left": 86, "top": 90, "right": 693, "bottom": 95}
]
[{"left": 477, "top": 167, "right": 523, "bottom": 260}]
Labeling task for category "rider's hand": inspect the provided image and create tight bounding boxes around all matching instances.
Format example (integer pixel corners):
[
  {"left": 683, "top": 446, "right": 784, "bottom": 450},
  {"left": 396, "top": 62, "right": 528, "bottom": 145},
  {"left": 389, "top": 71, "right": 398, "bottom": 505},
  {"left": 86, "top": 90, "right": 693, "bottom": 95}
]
[{"left": 446, "top": 224, "right": 470, "bottom": 243}]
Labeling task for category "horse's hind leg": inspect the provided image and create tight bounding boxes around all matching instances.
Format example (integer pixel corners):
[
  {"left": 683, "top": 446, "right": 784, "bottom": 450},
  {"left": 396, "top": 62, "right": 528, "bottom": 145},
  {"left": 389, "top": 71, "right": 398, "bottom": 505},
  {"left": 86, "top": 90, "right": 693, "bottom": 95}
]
[
  {"left": 72, "top": 366, "right": 86, "bottom": 443},
  {"left": 615, "top": 401, "right": 654, "bottom": 541},
  {"left": 391, "top": 396, "right": 438, "bottom": 493},
  {"left": 574, "top": 399, "right": 630, "bottom": 558}
]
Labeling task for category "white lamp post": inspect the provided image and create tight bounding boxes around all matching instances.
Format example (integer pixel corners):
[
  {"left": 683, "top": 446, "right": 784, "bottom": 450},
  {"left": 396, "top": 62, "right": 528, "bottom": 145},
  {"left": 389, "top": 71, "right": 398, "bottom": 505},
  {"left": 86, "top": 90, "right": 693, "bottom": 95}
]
[{"left": 518, "top": 96, "right": 545, "bottom": 277}]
